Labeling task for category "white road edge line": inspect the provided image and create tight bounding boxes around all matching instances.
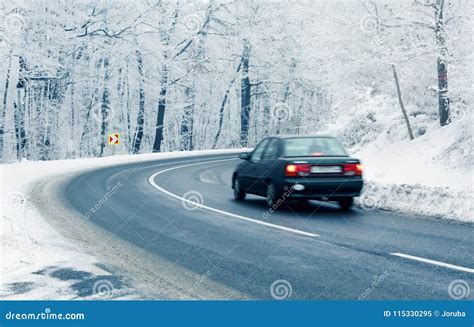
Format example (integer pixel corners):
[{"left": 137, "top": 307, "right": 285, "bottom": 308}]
[
  {"left": 148, "top": 158, "right": 320, "bottom": 238},
  {"left": 390, "top": 252, "right": 474, "bottom": 274}
]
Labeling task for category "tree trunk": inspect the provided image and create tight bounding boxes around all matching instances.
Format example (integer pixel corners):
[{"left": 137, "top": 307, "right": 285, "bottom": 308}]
[
  {"left": 132, "top": 50, "right": 146, "bottom": 154},
  {"left": 0, "top": 51, "right": 13, "bottom": 161},
  {"left": 152, "top": 63, "right": 168, "bottom": 153},
  {"left": 392, "top": 64, "right": 414, "bottom": 140},
  {"left": 276, "top": 60, "right": 296, "bottom": 134},
  {"left": 14, "top": 91, "right": 27, "bottom": 159},
  {"left": 80, "top": 58, "right": 102, "bottom": 156},
  {"left": 14, "top": 56, "right": 27, "bottom": 159},
  {"left": 263, "top": 94, "right": 271, "bottom": 137},
  {"left": 116, "top": 66, "right": 126, "bottom": 151},
  {"left": 435, "top": 0, "right": 450, "bottom": 126},
  {"left": 212, "top": 61, "right": 242, "bottom": 149},
  {"left": 125, "top": 59, "right": 132, "bottom": 149},
  {"left": 240, "top": 40, "right": 251, "bottom": 147},
  {"left": 99, "top": 57, "right": 111, "bottom": 157},
  {"left": 69, "top": 73, "right": 76, "bottom": 157},
  {"left": 180, "top": 86, "right": 194, "bottom": 151}
]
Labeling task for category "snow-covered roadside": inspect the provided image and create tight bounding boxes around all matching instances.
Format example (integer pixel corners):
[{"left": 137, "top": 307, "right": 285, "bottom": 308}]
[
  {"left": 0, "top": 149, "right": 244, "bottom": 300},
  {"left": 353, "top": 121, "right": 473, "bottom": 223},
  {"left": 321, "top": 89, "right": 473, "bottom": 223}
]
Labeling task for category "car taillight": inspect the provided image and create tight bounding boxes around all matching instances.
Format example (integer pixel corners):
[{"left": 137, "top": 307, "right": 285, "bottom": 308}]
[
  {"left": 343, "top": 163, "right": 363, "bottom": 176},
  {"left": 285, "top": 163, "right": 311, "bottom": 177}
]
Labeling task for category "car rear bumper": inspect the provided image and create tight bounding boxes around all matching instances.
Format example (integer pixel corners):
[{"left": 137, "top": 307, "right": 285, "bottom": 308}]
[{"left": 275, "top": 177, "right": 363, "bottom": 199}]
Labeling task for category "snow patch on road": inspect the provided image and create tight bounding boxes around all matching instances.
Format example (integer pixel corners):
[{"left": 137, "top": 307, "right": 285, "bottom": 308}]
[{"left": 0, "top": 149, "right": 245, "bottom": 299}]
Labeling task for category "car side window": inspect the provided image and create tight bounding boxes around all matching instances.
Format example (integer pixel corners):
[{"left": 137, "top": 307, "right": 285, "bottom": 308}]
[
  {"left": 262, "top": 139, "right": 279, "bottom": 160},
  {"left": 250, "top": 139, "right": 270, "bottom": 163}
]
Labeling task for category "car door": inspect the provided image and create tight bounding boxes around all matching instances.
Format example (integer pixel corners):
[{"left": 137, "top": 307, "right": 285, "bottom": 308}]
[
  {"left": 257, "top": 138, "right": 281, "bottom": 194},
  {"left": 240, "top": 138, "right": 270, "bottom": 194}
]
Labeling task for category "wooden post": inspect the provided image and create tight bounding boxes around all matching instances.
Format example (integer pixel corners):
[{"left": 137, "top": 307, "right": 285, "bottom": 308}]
[{"left": 392, "top": 64, "right": 414, "bottom": 140}]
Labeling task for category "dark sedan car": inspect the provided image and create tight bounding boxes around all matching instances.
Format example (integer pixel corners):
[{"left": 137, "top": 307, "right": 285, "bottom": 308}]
[{"left": 232, "top": 135, "right": 363, "bottom": 210}]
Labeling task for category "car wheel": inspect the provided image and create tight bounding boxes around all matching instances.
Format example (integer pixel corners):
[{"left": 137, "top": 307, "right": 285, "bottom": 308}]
[
  {"left": 233, "top": 177, "right": 246, "bottom": 201},
  {"left": 266, "top": 183, "right": 278, "bottom": 208},
  {"left": 338, "top": 197, "right": 354, "bottom": 211}
]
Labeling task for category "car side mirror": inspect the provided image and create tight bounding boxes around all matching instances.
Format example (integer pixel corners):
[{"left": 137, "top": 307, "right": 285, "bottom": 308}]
[{"left": 239, "top": 152, "right": 250, "bottom": 160}]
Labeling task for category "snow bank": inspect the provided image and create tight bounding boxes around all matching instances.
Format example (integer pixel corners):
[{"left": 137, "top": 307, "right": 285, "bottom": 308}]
[
  {"left": 355, "top": 122, "right": 472, "bottom": 223},
  {"left": 0, "top": 149, "right": 244, "bottom": 299},
  {"left": 326, "top": 91, "right": 473, "bottom": 223}
]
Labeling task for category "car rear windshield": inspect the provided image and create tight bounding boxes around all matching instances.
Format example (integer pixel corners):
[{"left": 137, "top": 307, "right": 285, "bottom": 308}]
[{"left": 283, "top": 137, "right": 348, "bottom": 157}]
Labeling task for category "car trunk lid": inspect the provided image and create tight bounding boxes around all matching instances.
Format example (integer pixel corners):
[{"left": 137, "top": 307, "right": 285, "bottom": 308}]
[{"left": 283, "top": 156, "right": 362, "bottom": 177}]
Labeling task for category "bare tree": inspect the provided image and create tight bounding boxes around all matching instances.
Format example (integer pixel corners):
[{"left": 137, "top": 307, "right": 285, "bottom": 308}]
[
  {"left": 434, "top": 0, "right": 450, "bottom": 126},
  {"left": 132, "top": 49, "right": 146, "bottom": 154},
  {"left": 212, "top": 60, "right": 242, "bottom": 149},
  {"left": 0, "top": 51, "right": 13, "bottom": 161},
  {"left": 99, "top": 56, "right": 111, "bottom": 157},
  {"left": 239, "top": 39, "right": 251, "bottom": 147}
]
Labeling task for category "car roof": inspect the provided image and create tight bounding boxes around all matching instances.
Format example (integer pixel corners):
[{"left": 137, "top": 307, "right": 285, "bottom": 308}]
[{"left": 268, "top": 134, "right": 337, "bottom": 140}]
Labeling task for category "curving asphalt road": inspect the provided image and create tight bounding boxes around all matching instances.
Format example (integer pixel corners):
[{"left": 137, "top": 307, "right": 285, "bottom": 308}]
[{"left": 62, "top": 153, "right": 473, "bottom": 300}]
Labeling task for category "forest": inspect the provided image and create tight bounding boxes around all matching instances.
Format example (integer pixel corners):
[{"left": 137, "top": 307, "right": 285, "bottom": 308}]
[{"left": 0, "top": 0, "right": 471, "bottom": 161}]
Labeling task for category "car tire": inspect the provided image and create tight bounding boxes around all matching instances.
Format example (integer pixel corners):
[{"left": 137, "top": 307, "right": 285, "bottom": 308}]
[
  {"left": 233, "top": 177, "right": 246, "bottom": 201},
  {"left": 338, "top": 197, "right": 354, "bottom": 211},
  {"left": 266, "top": 182, "right": 278, "bottom": 208}
]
